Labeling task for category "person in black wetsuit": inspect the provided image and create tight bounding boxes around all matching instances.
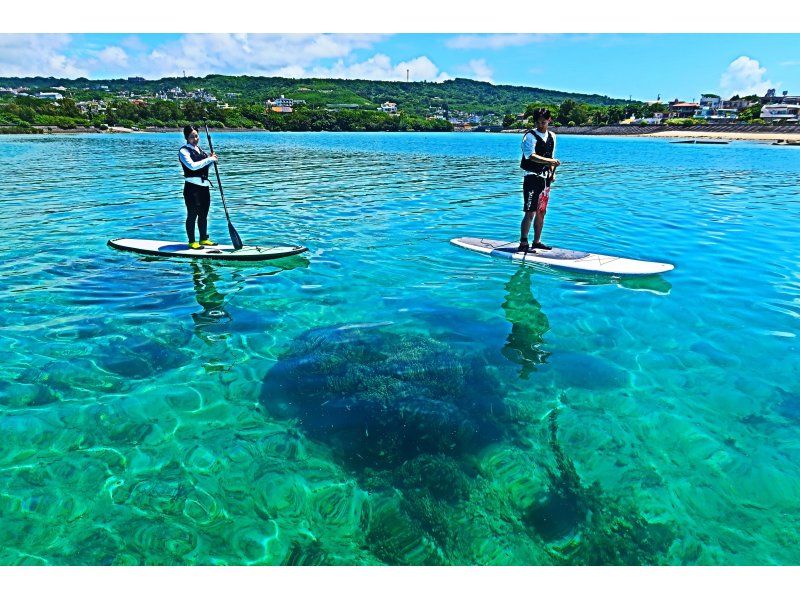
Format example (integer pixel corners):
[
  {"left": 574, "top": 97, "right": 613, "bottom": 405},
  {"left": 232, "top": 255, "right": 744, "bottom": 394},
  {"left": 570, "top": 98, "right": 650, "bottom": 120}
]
[
  {"left": 518, "top": 108, "right": 561, "bottom": 253},
  {"left": 179, "top": 125, "right": 219, "bottom": 249}
]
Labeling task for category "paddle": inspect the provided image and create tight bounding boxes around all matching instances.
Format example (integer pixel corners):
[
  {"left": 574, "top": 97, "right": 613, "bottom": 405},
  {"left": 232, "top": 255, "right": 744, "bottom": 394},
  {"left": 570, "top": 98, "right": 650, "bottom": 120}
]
[{"left": 204, "top": 122, "right": 243, "bottom": 250}]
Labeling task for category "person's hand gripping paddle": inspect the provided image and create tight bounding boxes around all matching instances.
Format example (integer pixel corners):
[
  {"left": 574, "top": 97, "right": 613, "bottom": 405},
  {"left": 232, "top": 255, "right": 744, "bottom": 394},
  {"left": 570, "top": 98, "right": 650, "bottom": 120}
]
[{"left": 204, "top": 122, "right": 243, "bottom": 250}]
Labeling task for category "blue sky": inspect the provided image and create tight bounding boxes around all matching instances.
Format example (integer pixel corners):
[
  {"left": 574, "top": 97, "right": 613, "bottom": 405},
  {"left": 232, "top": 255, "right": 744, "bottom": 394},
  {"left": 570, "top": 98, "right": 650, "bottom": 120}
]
[{"left": 1, "top": 33, "right": 798, "bottom": 101}]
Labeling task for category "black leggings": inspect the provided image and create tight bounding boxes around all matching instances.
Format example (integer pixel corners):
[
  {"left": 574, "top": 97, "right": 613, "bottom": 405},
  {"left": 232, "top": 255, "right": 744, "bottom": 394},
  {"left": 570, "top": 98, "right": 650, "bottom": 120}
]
[{"left": 183, "top": 183, "right": 211, "bottom": 243}]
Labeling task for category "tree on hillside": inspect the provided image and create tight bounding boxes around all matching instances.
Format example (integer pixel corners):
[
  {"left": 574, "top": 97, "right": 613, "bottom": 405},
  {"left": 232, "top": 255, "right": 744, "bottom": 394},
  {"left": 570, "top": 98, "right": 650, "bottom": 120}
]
[
  {"left": 557, "top": 99, "right": 590, "bottom": 126},
  {"left": 739, "top": 103, "right": 763, "bottom": 122},
  {"left": 57, "top": 98, "right": 81, "bottom": 118}
]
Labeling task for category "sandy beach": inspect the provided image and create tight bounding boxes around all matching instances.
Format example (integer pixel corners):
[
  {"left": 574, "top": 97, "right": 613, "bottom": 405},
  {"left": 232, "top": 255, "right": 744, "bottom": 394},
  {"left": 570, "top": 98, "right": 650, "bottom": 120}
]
[{"left": 643, "top": 130, "right": 800, "bottom": 142}]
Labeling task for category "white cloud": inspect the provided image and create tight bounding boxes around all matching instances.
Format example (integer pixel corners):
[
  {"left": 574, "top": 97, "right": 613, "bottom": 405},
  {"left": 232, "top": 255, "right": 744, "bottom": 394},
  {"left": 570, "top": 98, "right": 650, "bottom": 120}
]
[
  {"left": 299, "top": 54, "right": 450, "bottom": 82},
  {"left": 117, "top": 34, "right": 451, "bottom": 82},
  {"left": 446, "top": 34, "right": 548, "bottom": 50},
  {"left": 395, "top": 56, "right": 449, "bottom": 82},
  {"left": 119, "top": 36, "right": 148, "bottom": 53},
  {"left": 720, "top": 56, "right": 777, "bottom": 97},
  {"left": 0, "top": 34, "right": 87, "bottom": 78},
  {"left": 459, "top": 59, "right": 493, "bottom": 83},
  {"left": 132, "top": 33, "right": 388, "bottom": 78},
  {"left": 94, "top": 46, "right": 129, "bottom": 69},
  {"left": 0, "top": 33, "right": 451, "bottom": 83}
]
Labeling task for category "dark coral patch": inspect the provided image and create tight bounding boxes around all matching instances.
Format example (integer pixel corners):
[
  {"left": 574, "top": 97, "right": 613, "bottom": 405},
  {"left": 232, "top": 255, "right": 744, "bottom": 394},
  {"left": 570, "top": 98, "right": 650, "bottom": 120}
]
[{"left": 260, "top": 324, "right": 507, "bottom": 468}]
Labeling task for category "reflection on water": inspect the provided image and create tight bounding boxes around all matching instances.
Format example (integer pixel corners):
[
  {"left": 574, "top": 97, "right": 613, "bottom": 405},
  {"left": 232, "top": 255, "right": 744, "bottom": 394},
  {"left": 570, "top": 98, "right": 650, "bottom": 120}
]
[
  {"left": 501, "top": 267, "right": 550, "bottom": 379},
  {"left": 191, "top": 261, "right": 232, "bottom": 342}
]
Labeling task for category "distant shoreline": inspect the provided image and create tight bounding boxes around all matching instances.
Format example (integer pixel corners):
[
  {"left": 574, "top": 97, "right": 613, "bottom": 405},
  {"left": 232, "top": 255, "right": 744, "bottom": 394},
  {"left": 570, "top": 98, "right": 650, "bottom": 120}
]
[
  {"left": 639, "top": 130, "right": 800, "bottom": 142},
  {"left": 547, "top": 124, "right": 800, "bottom": 142},
  {"left": 4, "top": 124, "right": 800, "bottom": 142}
]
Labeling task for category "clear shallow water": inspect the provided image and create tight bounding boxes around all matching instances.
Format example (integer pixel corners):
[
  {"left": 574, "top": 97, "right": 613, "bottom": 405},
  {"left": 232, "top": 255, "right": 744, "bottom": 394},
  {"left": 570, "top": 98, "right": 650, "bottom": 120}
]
[{"left": 1, "top": 132, "right": 799, "bottom": 565}]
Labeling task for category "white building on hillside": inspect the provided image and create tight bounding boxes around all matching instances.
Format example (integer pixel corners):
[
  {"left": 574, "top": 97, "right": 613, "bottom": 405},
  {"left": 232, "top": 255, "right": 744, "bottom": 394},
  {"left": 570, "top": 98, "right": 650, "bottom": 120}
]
[
  {"left": 699, "top": 94, "right": 721, "bottom": 110},
  {"left": 633, "top": 112, "right": 666, "bottom": 125},
  {"left": 760, "top": 104, "right": 800, "bottom": 123},
  {"left": 76, "top": 100, "right": 107, "bottom": 114},
  {"left": 266, "top": 95, "right": 306, "bottom": 113},
  {"left": 378, "top": 102, "right": 397, "bottom": 113}
]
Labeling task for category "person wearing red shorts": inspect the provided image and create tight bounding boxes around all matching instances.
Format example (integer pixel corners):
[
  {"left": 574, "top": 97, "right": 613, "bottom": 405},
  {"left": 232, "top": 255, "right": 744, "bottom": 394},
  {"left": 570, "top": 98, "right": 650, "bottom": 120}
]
[{"left": 518, "top": 108, "right": 560, "bottom": 253}]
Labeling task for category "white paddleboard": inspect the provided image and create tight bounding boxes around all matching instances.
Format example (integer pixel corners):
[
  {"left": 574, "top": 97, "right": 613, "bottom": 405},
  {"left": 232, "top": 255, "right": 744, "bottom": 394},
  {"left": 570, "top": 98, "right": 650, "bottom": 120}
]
[
  {"left": 108, "top": 238, "right": 308, "bottom": 262},
  {"left": 451, "top": 237, "right": 673, "bottom": 276}
]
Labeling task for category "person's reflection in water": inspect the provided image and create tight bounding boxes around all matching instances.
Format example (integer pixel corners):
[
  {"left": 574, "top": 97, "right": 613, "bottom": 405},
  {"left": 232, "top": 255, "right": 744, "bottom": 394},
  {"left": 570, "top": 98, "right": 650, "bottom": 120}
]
[
  {"left": 191, "top": 261, "right": 232, "bottom": 342},
  {"left": 501, "top": 266, "right": 551, "bottom": 379}
]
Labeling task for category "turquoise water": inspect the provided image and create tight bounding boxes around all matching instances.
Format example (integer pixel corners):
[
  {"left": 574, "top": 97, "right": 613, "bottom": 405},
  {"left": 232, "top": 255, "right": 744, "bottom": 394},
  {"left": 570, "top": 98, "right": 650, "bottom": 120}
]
[{"left": 1, "top": 132, "right": 799, "bottom": 565}]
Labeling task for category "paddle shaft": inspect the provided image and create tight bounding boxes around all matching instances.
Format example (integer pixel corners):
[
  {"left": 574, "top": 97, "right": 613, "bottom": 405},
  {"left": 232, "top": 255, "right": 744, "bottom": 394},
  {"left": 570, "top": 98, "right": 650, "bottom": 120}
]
[
  {"left": 204, "top": 125, "right": 231, "bottom": 220},
  {"left": 203, "top": 123, "right": 243, "bottom": 249}
]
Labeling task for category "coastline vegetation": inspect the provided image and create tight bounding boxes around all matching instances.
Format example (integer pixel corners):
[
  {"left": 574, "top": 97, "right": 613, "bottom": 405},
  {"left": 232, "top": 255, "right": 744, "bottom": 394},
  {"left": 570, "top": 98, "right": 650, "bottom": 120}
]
[
  {"left": 0, "top": 75, "right": 631, "bottom": 133},
  {"left": 0, "top": 95, "right": 453, "bottom": 132},
  {"left": 0, "top": 75, "right": 773, "bottom": 133}
]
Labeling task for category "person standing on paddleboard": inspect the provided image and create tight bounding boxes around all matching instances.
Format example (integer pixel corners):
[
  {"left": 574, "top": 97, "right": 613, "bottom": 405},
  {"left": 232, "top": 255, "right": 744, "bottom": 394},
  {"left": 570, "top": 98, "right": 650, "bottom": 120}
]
[
  {"left": 518, "top": 108, "right": 560, "bottom": 253},
  {"left": 179, "top": 125, "right": 219, "bottom": 250}
]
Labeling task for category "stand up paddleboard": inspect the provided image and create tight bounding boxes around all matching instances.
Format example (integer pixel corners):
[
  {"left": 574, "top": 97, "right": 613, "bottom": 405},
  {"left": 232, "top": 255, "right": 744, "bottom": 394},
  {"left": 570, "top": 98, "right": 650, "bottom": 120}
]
[
  {"left": 108, "top": 238, "right": 308, "bottom": 262},
  {"left": 451, "top": 237, "right": 673, "bottom": 276}
]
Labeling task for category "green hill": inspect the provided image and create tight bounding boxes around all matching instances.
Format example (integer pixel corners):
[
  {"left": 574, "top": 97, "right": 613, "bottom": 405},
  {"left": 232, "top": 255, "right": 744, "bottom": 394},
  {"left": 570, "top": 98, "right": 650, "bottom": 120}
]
[
  {"left": 0, "top": 75, "right": 629, "bottom": 116},
  {"left": 0, "top": 75, "right": 639, "bottom": 132}
]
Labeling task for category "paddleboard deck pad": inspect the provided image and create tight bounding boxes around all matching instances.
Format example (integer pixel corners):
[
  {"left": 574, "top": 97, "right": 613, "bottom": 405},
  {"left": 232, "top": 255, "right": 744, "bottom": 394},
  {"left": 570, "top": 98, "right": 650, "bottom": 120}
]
[
  {"left": 451, "top": 237, "right": 673, "bottom": 276},
  {"left": 108, "top": 238, "right": 308, "bottom": 261}
]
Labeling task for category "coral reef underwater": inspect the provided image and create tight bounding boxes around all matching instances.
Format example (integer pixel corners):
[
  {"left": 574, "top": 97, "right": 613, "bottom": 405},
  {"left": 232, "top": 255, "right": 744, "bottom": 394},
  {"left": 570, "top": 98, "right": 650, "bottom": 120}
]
[
  {"left": 260, "top": 323, "right": 508, "bottom": 468},
  {"left": 260, "top": 323, "right": 675, "bottom": 565}
]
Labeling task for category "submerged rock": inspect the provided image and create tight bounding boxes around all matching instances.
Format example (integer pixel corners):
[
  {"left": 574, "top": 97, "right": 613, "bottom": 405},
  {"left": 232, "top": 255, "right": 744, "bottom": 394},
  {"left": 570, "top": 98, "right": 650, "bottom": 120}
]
[
  {"left": 549, "top": 351, "right": 629, "bottom": 390},
  {"left": 260, "top": 324, "right": 507, "bottom": 468},
  {"left": 775, "top": 387, "right": 800, "bottom": 422},
  {"left": 690, "top": 341, "right": 740, "bottom": 368},
  {"left": 100, "top": 336, "right": 191, "bottom": 379}
]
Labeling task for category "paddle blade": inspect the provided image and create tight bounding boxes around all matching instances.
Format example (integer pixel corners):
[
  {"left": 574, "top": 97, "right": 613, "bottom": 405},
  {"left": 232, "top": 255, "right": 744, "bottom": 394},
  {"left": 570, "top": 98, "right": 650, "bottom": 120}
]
[
  {"left": 228, "top": 221, "right": 244, "bottom": 250},
  {"left": 537, "top": 186, "right": 550, "bottom": 214}
]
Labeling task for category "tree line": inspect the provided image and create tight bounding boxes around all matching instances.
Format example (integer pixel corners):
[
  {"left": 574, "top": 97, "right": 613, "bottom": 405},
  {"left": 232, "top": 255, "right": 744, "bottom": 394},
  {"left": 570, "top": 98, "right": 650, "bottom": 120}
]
[
  {"left": 505, "top": 96, "right": 768, "bottom": 128},
  {"left": 0, "top": 96, "right": 453, "bottom": 133},
  {"left": 0, "top": 75, "right": 632, "bottom": 119}
]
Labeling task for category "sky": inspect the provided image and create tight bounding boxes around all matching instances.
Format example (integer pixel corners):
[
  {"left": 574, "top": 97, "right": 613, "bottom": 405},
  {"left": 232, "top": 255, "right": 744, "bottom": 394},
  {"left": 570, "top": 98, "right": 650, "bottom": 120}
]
[{"left": 1, "top": 33, "right": 798, "bottom": 102}]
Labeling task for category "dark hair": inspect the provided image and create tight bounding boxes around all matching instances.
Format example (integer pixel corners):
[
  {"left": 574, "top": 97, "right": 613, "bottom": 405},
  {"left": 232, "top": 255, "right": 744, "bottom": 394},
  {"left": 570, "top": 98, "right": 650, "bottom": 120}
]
[
  {"left": 183, "top": 124, "right": 198, "bottom": 140},
  {"left": 532, "top": 108, "right": 552, "bottom": 121}
]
